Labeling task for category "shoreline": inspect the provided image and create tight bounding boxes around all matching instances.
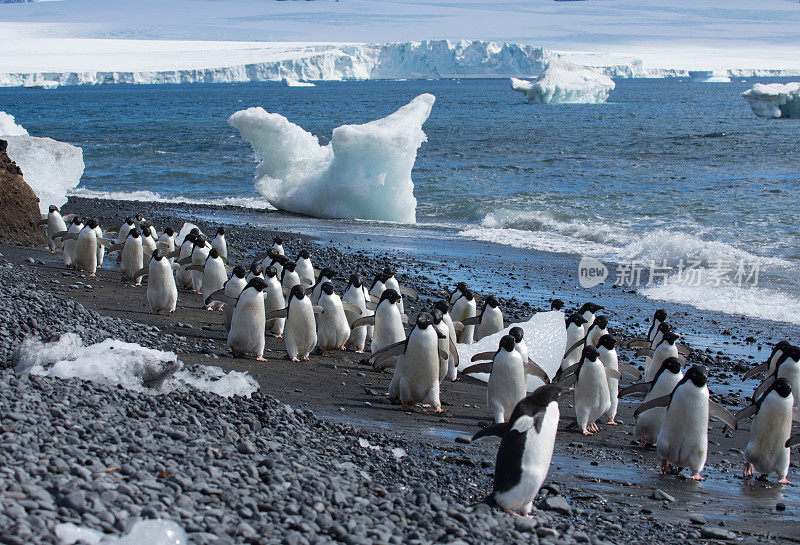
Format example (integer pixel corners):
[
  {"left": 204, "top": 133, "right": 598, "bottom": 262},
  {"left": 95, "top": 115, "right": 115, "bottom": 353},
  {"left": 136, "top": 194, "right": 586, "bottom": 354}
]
[{"left": 0, "top": 195, "right": 797, "bottom": 542}]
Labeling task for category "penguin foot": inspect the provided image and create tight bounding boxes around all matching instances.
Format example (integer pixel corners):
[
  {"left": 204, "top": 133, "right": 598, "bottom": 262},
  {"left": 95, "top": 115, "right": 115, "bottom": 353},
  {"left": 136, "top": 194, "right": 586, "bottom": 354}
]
[
  {"left": 743, "top": 463, "right": 755, "bottom": 479},
  {"left": 339, "top": 345, "right": 347, "bottom": 351},
  {"left": 355, "top": 349, "right": 364, "bottom": 354},
  {"left": 660, "top": 460, "right": 674, "bottom": 474},
  {"left": 434, "top": 407, "right": 445, "bottom": 414},
  {"left": 778, "top": 478, "right": 791, "bottom": 485},
  {"left": 275, "top": 334, "right": 283, "bottom": 339},
  {"left": 290, "top": 357, "right": 300, "bottom": 362},
  {"left": 588, "top": 422, "right": 599, "bottom": 433},
  {"left": 606, "top": 419, "right": 619, "bottom": 425},
  {"left": 256, "top": 356, "right": 267, "bottom": 362},
  {"left": 301, "top": 356, "right": 310, "bottom": 362},
  {"left": 581, "top": 428, "right": 594, "bottom": 436},
  {"left": 690, "top": 473, "right": 705, "bottom": 481}
]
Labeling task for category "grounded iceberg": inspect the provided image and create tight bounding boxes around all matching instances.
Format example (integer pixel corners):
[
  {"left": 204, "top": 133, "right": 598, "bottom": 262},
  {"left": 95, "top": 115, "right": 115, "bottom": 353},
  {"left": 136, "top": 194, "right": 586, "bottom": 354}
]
[
  {"left": 229, "top": 94, "right": 434, "bottom": 223},
  {"left": 0, "top": 111, "right": 84, "bottom": 213},
  {"left": 742, "top": 82, "right": 800, "bottom": 119},
  {"left": 688, "top": 70, "right": 731, "bottom": 83},
  {"left": 510, "top": 61, "right": 615, "bottom": 104}
]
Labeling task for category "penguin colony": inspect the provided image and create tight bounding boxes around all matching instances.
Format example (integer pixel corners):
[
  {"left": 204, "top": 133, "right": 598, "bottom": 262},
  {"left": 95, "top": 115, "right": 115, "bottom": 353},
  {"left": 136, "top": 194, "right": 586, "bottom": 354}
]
[{"left": 39, "top": 206, "right": 800, "bottom": 516}]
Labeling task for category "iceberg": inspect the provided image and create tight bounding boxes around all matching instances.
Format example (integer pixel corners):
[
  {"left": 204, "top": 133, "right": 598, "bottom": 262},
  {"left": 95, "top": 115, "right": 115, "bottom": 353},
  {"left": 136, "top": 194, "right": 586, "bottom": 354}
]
[
  {"left": 510, "top": 60, "right": 615, "bottom": 104},
  {"left": 741, "top": 82, "right": 800, "bottom": 119},
  {"left": 56, "top": 520, "right": 187, "bottom": 545},
  {"left": 456, "top": 310, "right": 566, "bottom": 390},
  {"left": 0, "top": 111, "right": 85, "bottom": 213},
  {"left": 229, "top": 93, "right": 434, "bottom": 223},
  {"left": 688, "top": 70, "right": 731, "bottom": 83}
]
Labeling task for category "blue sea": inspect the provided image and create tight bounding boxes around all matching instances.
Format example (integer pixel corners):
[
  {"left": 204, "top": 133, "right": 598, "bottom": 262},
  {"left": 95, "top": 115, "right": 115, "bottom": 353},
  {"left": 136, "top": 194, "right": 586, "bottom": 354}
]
[{"left": 2, "top": 78, "right": 799, "bottom": 325}]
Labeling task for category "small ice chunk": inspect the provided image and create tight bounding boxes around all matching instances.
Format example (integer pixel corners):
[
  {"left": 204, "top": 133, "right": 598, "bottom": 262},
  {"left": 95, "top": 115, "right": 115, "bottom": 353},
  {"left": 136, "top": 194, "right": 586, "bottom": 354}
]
[
  {"left": 510, "top": 60, "right": 615, "bottom": 104},
  {"left": 742, "top": 82, "right": 800, "bottom": 119},
  {"left": 229, "top": 94, "right": 434, "bottom": 223},
  {"left": 0, "top": 111, "right": 85, "bottom": 213},
  {"left": 390, "top": 447, "right": 406, "bottom": 459},
  {"left": 358, "top": 438, "right": 381, "bottom": 450},
  {"left": 56, "top": 520, "right": 188, "bottom": 545}
]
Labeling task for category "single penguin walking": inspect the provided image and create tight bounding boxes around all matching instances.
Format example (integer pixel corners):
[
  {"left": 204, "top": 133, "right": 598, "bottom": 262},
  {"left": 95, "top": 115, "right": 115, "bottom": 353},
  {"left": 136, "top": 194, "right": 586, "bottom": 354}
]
[
  {"left": 618, "top": 357, "right": 684, "bottom": 445},
  {"left": 138, "top": 249, "right": 178, "bottom": 314},
  {"left": 40, "top": 205, "right": 68, "bottom": 253},
  {"left": 317, "top": 282, "right": 361, "bottom": 353},
  {"left": 343, "top": 274, "right": 371, "bottom": 353},
  {"left": 265, "top": 285, "right": 321, "bottom": 361}
]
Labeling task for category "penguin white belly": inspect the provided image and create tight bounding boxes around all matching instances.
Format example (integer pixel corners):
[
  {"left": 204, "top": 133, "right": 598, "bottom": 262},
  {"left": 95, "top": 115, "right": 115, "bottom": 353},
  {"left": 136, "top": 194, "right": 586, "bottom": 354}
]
[
  {"left": 317, "top": 298, "right": 350, "bottom": 351},
  {"left": 296, "top": 260, "right": 315, "bottom": 287},
  {"left": 561, "top": 326, "right": 584, "bottom": 371},
  {"left": 442, "top": 314, "right": 458, "bottom": 380},
  {"left": 657, "top": 386, "right": 709, "bottom": 473},
  {"left": 385, "top": 277, "right": 403, "bottom": 313},
  {"left": 285, "top": 300, "right": 317, "bottom": 359},
  {"left": 634, "top": 374, "right": 681, "bottom": 444},
  {"left": 94, "top": 227, "right": 105, "bottom": 268},
  {"left": 264, "top": 281, "right": 285, "bottom": 335},
  {"left": 190, "top": 248, "right": 209, "bottom": 291},
  {"left": 211, "top": 237, "right": 227, "bottom": 261},
  {"left": 343, "top": 287, "right": 369, "bottom": 351},
  {"left": 475, "top": 307, "right": 504, "bottom": 342},
  {"left": 74, "top": 232, "right": 98, "bottom": 274},
  {"left": 574, "top": 361, "right": 611, "bottom": 431},
  {"left": 452, "top": 299, "right": 476, "bottom": 344},
  {"left": 744, "top": 395, "right": 793, "bottom": 478},
  {"left": 371, "top": 305, "right": 405, "bottom": 355},
  {"left": 778, "top": 363, "right": 800, "bottom": 407},
  {"left": 228, "top": 296, "right": 266, "bottom": 358},
  {"left": 282, "top": 271, "right": 301, "bottom": 296},
  {"left": 148, "top": 263, "right": 177, "bottom": 313},
  {"left": 223, "top": 279, "right": 247, "bottom": 333},
  {"left": 601, "top": 352, "right": 619, "bottom": 422},
  {"left": 389, "top": 330, "right": 440, "bottom": 409},
  {"left": 202, "top": 261, "right": 228, "bottom": 308},
  {"left": 63, "top": 225, "right": 81, "bottom": 266},
  {"left": 433, "top": 322, "right": 449, "bottom": 382},
  {"left": 494, "top": 405, "right": 559, "bottom": 513},
  {"left": 488, "top": 357, "right": 526, "bottom": 423},
  {"left": 121, "top": 243, "right": 143, "bottom": 284},
  {"left": 175, "top": 245, "right": 193, "bottom": 289},
  {"left": 47, "top": 216, "right": 67, "bottom": 251},
  {"left": 646, "top": 344, "right": 678, "bottom": 381}
]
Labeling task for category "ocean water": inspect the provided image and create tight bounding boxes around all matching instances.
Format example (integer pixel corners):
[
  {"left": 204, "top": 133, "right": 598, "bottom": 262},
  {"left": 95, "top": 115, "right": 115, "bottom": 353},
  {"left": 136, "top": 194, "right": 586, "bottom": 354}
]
[{"left": 2, "top": 79, "right": 799, "bottom": 324}]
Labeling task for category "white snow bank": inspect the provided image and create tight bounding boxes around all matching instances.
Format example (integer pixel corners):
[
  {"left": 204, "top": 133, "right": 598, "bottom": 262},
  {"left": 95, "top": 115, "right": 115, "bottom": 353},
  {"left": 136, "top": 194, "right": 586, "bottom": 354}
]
[
  {"left": 0, "top": 111, "right": 28, "bottom": 136},
  {"left": 16, "top": 334, "right": 259, "bottom": 397},
  {"left": 510, "top": 60, "right": 615, "bottom": 104},
  {"left": 0, "top": 111, "right": 85, "bottom": 214},
  {"left": 688, "top": 70, "right": 731, "bottom": 83},
  {"left": 56, "top": 520, "right": 187, "bottom": 545},
  {"left": 742, "top": 82, "right": 800, "bottom": 119},
  {"left": 456, "top": 310, "right": 566, "bottom": 389},
  {"left": 229, "top": 93, "right": 434, "bottom": 223}
]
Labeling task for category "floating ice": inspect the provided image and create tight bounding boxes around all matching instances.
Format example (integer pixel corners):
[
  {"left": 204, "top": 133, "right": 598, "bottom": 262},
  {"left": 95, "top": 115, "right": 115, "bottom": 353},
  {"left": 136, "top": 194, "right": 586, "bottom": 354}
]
[
  {"left": 456, "top": 310, "right": 566, "bottom": 389},
  {"left": 688, "top": 70, "right": 731, "bottom": 83},
  {"left": 0, "top": 111, "right": 28, "bottom": 136},
  {"left": 0, "top": 111, "right": 85, "bottom": 213},
  {"left": 16, "top": 333, "right": 259, "bottom": 397},
  {"left": 56, "top": 520, "right": 188, "bottom": 545},
  {"left": 281, "top": 77, "right": 315, "bottom": 87},
  {"left": 229, "top": 93, "right": 434, "bottom": 223},
  {"left": 510, "top": 61, "right": 615, "bottom": 104},
  {"left": 742, "top": 82, "right": 800, "bottom": 119}
]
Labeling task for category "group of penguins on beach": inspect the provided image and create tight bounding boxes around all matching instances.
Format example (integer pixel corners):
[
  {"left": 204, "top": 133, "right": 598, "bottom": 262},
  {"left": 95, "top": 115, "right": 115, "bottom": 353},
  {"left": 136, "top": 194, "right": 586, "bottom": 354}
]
[{"left": 39, "top": 206, "right": 800, "bottom": 517}]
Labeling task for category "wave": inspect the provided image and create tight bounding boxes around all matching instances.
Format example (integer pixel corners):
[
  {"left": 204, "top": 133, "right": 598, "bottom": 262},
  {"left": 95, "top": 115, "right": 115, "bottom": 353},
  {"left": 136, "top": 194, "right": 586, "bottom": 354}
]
[{"left": 68, "top": 187, "right": 276, "bottom": 210}]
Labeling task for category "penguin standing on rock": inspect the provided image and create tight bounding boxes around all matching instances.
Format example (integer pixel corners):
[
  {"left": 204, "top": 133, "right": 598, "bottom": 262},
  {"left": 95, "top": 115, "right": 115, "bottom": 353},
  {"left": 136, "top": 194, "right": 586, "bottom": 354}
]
[
  {"left": 272, "top": 236, "right": 285, "bottom": 256},
  {"left": 119, "top": 229, "right": 144, "bottom": 285},
  {"left": 578, "top": 302, "right": 603, "bottom": 328},
  {"left": 157, "top": 227, "right": 175, "bottom": 261},
  {"left": 748, "top": 346, "right": 800, "bottom": 408},
  {"left": 561, "top": 314, "right": 588, "bottom": 372},
  {"left": 195, "top": 249, "right": 228, "bottom": 310},
  {"left": 351, "top": 289, "right": 406, "bottom": 360},
  {"left": 173, "top": 232, "right": 197, "bottom": 290},
  {"left": 60, "top": 216, "right": 84, "bottom": 267},
  {"left": 736, "top": 378, "right": 797, "bottom": 484},
  {"left": 211, "top": 227, "right": 242, "bottom": 262},
  {"left": 187, "top": 236, "right": 210, "bottom": 293},
  {"left": 596, "top": 334, "right": 641, "bottom": 425},
  {"left": 471, "top": 385, "right": 563, "bottom": 516},
  {"left": 635, "top": 365, "right": 737, "bottom": 480},
  {"left": 311, "top": 268, "right": 337, "bottom": 304},
  {"left": 217, "top": 266, "right": 247, "bottom": 332},
  {"left": 295, "top": 249, "right": 315, "bottom": 288},
  {"left": 246, "top": 262, "right": 264, "bottom": 281}
]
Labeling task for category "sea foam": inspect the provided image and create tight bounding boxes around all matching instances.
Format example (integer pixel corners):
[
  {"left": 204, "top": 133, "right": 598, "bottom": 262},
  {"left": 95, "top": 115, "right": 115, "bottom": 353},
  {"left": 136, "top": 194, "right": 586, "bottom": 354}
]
[{"left": 229, "top": 93, "right": 434, "bottom": 223}]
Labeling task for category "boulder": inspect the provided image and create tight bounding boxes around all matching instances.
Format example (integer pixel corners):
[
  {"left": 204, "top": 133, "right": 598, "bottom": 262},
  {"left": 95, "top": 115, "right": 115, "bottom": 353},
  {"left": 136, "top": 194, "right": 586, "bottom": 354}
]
[{"left": 0, "top": 139, "right": 45, "bottom": 247}]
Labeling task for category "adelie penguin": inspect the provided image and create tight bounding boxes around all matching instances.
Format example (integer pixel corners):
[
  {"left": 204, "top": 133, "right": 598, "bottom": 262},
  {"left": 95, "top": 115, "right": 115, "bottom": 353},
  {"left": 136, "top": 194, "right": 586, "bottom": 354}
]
[
  {"left": 381, "top": 267, "right": 419, "bottom": 314},
  {"left": 219, "top": 266, "right": 247, "bottom": 332},
  {"left": 471, "top": 385, "right": 563, "bottom": 516},
  {"left": 187, "top": 235, "right": 210, "bottom": 293},
  {"left": 280, "top": 260, "right": 302, "bottom": 297},
  {"left": 135, "top": 249, "right": 177, "bottom": 314},
  {"left": 451, "top": 289, "right": 478, "bottom": 344},
  {"left": 266, "top": 285, "right": 322, "bottom": 361},
  {"left": 173, "top": 232, "right": 197, "bottom": 290},
  {"left": 561, "top": 314, "right": 588, "bottom": 372},
  {"left": 351, "top": 289, "right": 407, "bottom": 364},
  {"left": 433, "top": 300, "right": 459, "bottom": 381},
  {"left": 271, "top": 236, "right": 284, "bottom": 256},
  {"left": 117, "top": 216, "right": 135, "bottom": 245},
  {"left": 747, "top": 345, "right": 800, "bottom": 408},
  {"left": 211, "top": 226, "right": 242, "bottom": 262},
  {"left": 597, "top": 333, "right": 639, "bottom": 425},
  {"left": 372, "top": 313, "right": 447, "bottom": 412},
  {"left": 430, "top": 309, "right": 458, "bottom": 383},
  {"left": 263, "top": 265, "right": 286, "bottom": 337},
  {"left": 140, "top": 223, "right": 157, "bottom": 263},
  {"left": 207, "top": 277, "right": 268, "bottom": 361},
  {"left": 54, "top": 219, "right": 111, "bottom": 276},
  {"left": 635, "top": 365, "right": 737, "bottom": 480},
  {"left": 59, "top": 216, "right": 84, "bottom": 268},
  {"left": 578, "top": 302, "right": 603, "bottom": 328},
  {"left": 317, "top": 282, "right": 362, "bottom": 354},
  {"left": 39, "top": 205, "right": 67, "bottom": 253},
  {"left": 618, "top": 356, "right": 684, "bottom": 445},
  {"left": 190, "top": 248, "right": 227, "bottom": 310},
  {"left": 342, "top": 274, "right": 371, "bottom": 353},
  {"left": 463, "top": 295, "right": 504, "bottom": 342},
  {"left": 246, "top": 262, "right": 264, "bottom": 281},
  {"left": 735, "top": 377, "right": 798, "bottom": 484},
  {"left": 311, "top": 267, "right": 337, "bottom": 304},
  {"left": 558, "top": 346, "right": 615, "bottom": 435},
  {"left": 294, "top": 249, "right": 315, "bottom": 288},
  {"left": 156, "top": 226, "right": 175, "bottom": 261},
  {"left": 119, "top": 228, "right": 144, "bottom": 285}
]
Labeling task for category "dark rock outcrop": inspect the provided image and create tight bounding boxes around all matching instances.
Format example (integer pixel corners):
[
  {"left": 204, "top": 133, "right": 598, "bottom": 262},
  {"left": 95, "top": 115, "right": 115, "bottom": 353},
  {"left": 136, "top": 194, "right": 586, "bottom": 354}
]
[{"left": 0, "top": 139, "right": 45, "bottom": 247}]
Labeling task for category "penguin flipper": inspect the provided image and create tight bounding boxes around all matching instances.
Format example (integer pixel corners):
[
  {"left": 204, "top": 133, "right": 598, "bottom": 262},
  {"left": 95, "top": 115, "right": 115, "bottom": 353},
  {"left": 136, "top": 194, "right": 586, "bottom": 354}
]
[
  {"left": 472, "top": 422, "right": 509, "bottom": 441},
  {"left": 185, "top": 265, "right": 204, "bottom": 272},
  {"left": 617, "top": 382, "right": 651, "bottom": 398},
  {"left": 556, "top": 373, "right": 577, "bottom": 388},
  {"left": 617, "top": 362, "right": 642, "bottom": 380},
  {"left": 560, "top": 363, "right": 579, "bottom": 378},
  {"left": 624, "top": 338, "right": 651, "bottom": 349},
  {"left": 449, "top": 340, "right": 459, "bottom": 368},
  {"left": 53, "top": 232, "right": 77, "bottom": 241},
  {"left": 676, "top": 343, "right": 690, "bottom": 356},
  {"left": 633, "top": 394, "right": 671, "bottom": 417},
  {"left": 62, "top": 214, "right": 76, "bottom": 222},
  {"left": 398, "top": 285, "right": 419, "bottom": 300},
  {"left": 38, "top": 218, "right": 49, "bottom": 226},
  {"left": 350, "top": 316, "right": 375, "bottom": 329},
  {"left": 709, "top": 401, "right": 737, "bottom": 430},
  {"left": 752, "top": 375, "right": 775, "bottom": 402},
  {"left": 134, "top": 267, "right": 149, "bottom": 279},
  {"left": 733, "top": 403, "right": 757, "bottom": 424},
  {"left": 564, "top": 337, "right": 586, "bottom": 358},
  {"left": 228, "top": 245, "right": 243, "bottom": 258},
  {"left": 470, "top": 351, "right": 495, "bottom": 363},
  {"left": 167, "top": 249, "right": 182, "bottom": 258},
  {"left": 605, "top": 368, "right": 622, "bottom": 380},
  {"left": 786, "top": 435, "right": 800, "bottom": 449},
  {"left": 524, "top": 361, "right": 549, "bottom": 383},
  {"left": 342, "top": 301, "right": 362, "bottom": 315},
  {"left": 177, "top": 256, "right": 192, "bottom": 266},
  {"left": 742, "top": 362, "right": 768, "bottom": 380},
  {"left": 98, "top": 237, "right": 116, "bottom": 248},
  {"left": 452, "top": 321, "right": 465, "bottom": 332},
  {"left": 365, "top": 301, "right": 377, "bottom": 311},
  {"left": 265, "top": 308, "right": 289, "bottom": 321},
  {"left": 400, "top": 314, "right": 409, "bottom": 324},
  {"left": 253, "top": 251, "right": 271, "bottom": 262},
  {"left": 206, "top": 290, "right": 237, "bottom": 307},
  {"left": 439, "top": 349, "right": 449, "bottom": 362},
  {"left": 107, "top": 243, "right": 124, "bottom": 253},
  {"left": 634, "top": 348, "right": 655, "bottom": 358},
  {"left": 370, "top": 340, "right": 408, "bottom": 369},
  {"left": 461, "top": 363, "right": 493, "bottom": 375},
  {"left": 460, "top": 316, "right": 481, "bottom": 326},
  {"left": 369, "top": 295, "right": 381, "bottom": 303}
]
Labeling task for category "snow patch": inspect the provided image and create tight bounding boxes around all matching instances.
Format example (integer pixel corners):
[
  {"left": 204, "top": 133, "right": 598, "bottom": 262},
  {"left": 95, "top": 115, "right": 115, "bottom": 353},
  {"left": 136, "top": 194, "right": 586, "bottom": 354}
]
[
  {"left": 56, "top": 520, "right": 188, "bottom": 545},
  {"left": 742, "top": 82, "right": 800, "bottom": 119},
  {"left": 510, "top": 61, "right": 615, "bottom": 104},
  {"left": 16, "top": 334, "right": 259, "bottom": 397},
  {"left": 0, "top": 111, "right": 84, "bottom": 213},
  {"left": 229, "top": 93, "right": 434, "bottom": 223}
]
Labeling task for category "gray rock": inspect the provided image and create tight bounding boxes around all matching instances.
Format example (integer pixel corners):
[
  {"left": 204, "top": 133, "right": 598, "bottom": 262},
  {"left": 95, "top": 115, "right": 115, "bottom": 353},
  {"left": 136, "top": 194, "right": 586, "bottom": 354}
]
[{"left": 541, "top": 495, "right": 572, "bottom": 516}]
